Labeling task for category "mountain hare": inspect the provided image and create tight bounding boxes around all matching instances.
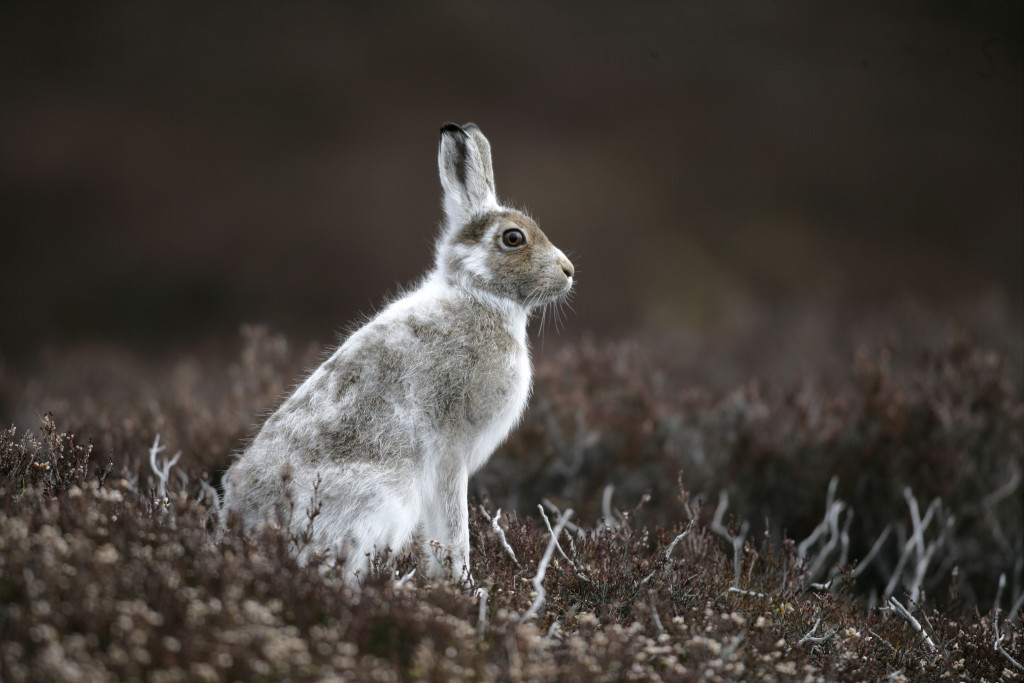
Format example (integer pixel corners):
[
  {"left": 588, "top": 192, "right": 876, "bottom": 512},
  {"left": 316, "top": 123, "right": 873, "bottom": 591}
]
[{"left": 220, "top": 123, "right": 574, "bottom": 582}]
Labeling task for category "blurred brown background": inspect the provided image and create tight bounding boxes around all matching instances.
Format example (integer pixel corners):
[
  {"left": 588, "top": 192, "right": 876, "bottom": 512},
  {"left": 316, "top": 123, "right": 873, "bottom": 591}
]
[{"left": 1, "top": 1, "right": 1021, "bottom": 363}]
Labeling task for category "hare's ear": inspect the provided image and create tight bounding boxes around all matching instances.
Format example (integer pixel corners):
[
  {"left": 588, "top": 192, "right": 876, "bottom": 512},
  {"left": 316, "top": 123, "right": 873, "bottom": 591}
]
[{"left": 438, "top": 122, "right": 498, "bottom": 229}]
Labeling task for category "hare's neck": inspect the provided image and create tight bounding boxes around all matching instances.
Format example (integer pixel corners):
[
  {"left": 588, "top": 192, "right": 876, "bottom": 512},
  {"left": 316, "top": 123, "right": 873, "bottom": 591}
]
[
  {"left": 425, "top": 270, "right": 529, "bottom": 346},
  {"left": 470, "top": 287, "right": 530, "bottom": 344}
]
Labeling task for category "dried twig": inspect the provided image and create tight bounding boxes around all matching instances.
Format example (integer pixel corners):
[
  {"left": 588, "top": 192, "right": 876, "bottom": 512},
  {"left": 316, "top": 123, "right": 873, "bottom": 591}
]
[
  {"left": 721, "top": 632, "right": 746, "bottom": 660},
  {"left": 994, "top": 630, "right": 1023, "bottom": 672},
  {"left": 993, "top": 573, "right": 1024, "bottom": 671},
  {"left": 887, "top": 596, "right": 936, "bottom": 652},
  {"left": 852, "top": 524, "right": 891, "bottom": 579},
  {"left": 148, "top": 434, "right": 181, "bottom": 500},
  {"left": 546, "top": 619, "right": 562, "bottom": 639},
  {"left": 1009, "top": 585, "right": 1024, "bottom": 628},
  {"left": 601, "top": 484, "right": 618, "bottom": 530},
  {"left": 798, "top": 476, "right": 839, "bottom": 558},
  {"left": 665, "top": 518, "right": 696, "bottom": 559},
  {"left": 869, "top": 629, "right": 898, "bottom": 654},
  {"left": 711, "top": 490, "right": 749, "bottom": 587},
  {"left": 541, "top": 499, "right": 581, "bottom": 534},
  {"left": 648, "top": 589, "right": 664, "bottom": 637},
  {"left": 804, "top": 497, "right": 846, "bottom": 584},
  {"left": 481, "top": 506, "right": 519, "bottom": 565},
  {"left": 522, "top": 508, "right": 574, "bottom": 622},
  {"left": 197, "top": 480, "right": 222, "bottom": 514},
  {"left": 476, "top": 587, "right": 489, "bottom": 636},
  {"left": 538, "top": 505, "right": 590, "bottom": 582},
  {"left": 883, "top": 489, "right": 946, "bottom": 601},
  {"left": 538, "top": 505, "right": 570, "bottom": 565},
  {"left": 798, "top": 617, "right": 832, "bottom": 646}
]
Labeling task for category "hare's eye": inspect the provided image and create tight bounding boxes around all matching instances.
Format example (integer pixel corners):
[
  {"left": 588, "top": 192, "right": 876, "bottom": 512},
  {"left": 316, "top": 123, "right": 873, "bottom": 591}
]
[{"left": 502, "top": 228, "right": 526, "bottom": 248}]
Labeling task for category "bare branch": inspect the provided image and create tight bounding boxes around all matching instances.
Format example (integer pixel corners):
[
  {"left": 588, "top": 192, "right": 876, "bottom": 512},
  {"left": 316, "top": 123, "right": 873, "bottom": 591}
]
[
  {"left": 197, "top": 480, "right": 222, "bottom": 522},
  {"left": 648, "top": 589, "right": 665, "bottom": 638},
  {"left": 1009, "top": 585, "right": 1024, "bottom": 628},
  {"left": 539, "top": 505, "right": 590, "bottom": 583},
  {"left": 710, "top": 490, "right": 729, "bottom": 538},
  {"left": 869, "top": 629, "right": 897, "bottom": 654},
  {"left": 522, "top": 508, "right": 574, "bottom": 622},
  {"left": 538, "top": 505, "right": 570, "bottom": 565},
  {"left": 884, "top": 490, "right": 947, "bottom": 601},
  {"left": 481, "top": 506, "right": 518, "bottom": 565},
  {"left": 541, "top": 498, "right": 581, "bottom": 534},
  {"left": 601, "top": 484, "right": 617, "bottom": 530},
  {"left": 852, "top": 525, "right": 891, "bottom": 579},
  {"left": 147, "top": 434, "right": 181, "bottom": 500},
  {"left": 838, "top": 506, "right": 853, "bottom": 570},
  {"left": 993, "top": 574, "right": 1024, "bottom": 671},
  {"left": 984, "top": 463, "right": 1021, "bottom": 508},
  {"left": 994, "top": 631, "right": 1024, "bottom": 672},
  {"left": 710, "top": 490, "right": 749, "bottom": 587},
  {"left": 665, "top": 518, "right": 696, "bottom": 559},
  {"left": 908, "top": 537, "right": 940, "bottom": 605},
  {"left": 476, "top": 587, "right": 489, "bottom": 637},
  {"left": 798, "top": 476, "right": 839, "bottom": 559},
  {"left": 805, "top": 499, "right": 847, "bottom": 583},
  {"left": 798, "top": 617, "right": 827, "bottom": 646},
  {"left": 887, "top": 596, "right": 936, "bottom": 652}
]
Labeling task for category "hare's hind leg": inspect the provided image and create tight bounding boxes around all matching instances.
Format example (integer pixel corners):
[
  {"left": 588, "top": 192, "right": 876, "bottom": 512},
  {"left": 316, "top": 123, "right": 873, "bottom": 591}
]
[
  {"left": 420, "top": 464, "right": 471, "bottom": 582},
  {"left": 316, "top": 467, "right": 423, "bottom": 582}
]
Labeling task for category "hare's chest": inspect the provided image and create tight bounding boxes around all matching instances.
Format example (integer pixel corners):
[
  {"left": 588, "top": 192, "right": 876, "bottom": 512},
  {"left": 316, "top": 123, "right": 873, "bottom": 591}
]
[
  {"left": 463, "top": 344, "right": 531, "bottom": 472},
  {"left": 499, "top": 345, "right": 532, "bottom": 423}
]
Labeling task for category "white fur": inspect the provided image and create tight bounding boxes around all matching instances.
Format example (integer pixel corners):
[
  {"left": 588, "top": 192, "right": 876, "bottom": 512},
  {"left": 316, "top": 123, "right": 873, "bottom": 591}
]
[{"left": 220, "top": 123, "right": 572, "bottom": 584}]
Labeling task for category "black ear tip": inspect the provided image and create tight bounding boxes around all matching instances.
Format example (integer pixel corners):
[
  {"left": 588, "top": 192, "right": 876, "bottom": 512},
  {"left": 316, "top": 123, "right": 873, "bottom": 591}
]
[{"left": 440, "top": 122, "right": 464, "bottom": 138}]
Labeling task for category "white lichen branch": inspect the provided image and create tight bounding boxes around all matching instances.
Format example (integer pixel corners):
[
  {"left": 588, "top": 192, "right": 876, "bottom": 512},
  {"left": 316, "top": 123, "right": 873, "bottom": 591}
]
[
  {"left": 147, "top": 434, "right": 181, "bottom": 500},
  {"left": 798, "top": 617, "right": 834, "bottom": 646},
  {"left": 601, "top": 484, "right": 620, "bottom": 530},
  {"left": 798, "top": 476, "right": 840, "bottom": 559},
  {"left": 541, "top": 498, "right": 581, "bottom": 534},
  {"left": 538, "top": 505, "right": 590, "bottom": 582},
  {"left": 476, "top": 587, "right": 489, "bottom": 637},
  {"left": 798, "top": 477, "right": 854, "bottom": 586},
  {"left": 648, "top": 589, "right": 665, "bottom": 637},
  {"left": 993, "top": 573, "right": 1024, "bottom": 671},
  {"left": 665, "top": 518, "right": 696, "bottom": 559},
  {"left": 852, "top": 524, "right": 892, "bottom": 579},
  {"left": 197, "top": 480, "right": 222, "bottom": 514},
  {"left": 711, "top": 490, "right": 750, "bottom": 588},
  {"left": 882, "top": 489, "right": 949, "bottom": 604},
  {"left": 481, "top": 506, "right": 519, "bottom": 565},
  {"left": 396, "top": 568, "right": 417, "bottom": 586},
  {"left": 887, "top": 596, "right": 936, "bottom": 652},
  {"left": 522, "top": 508, "right": 574, "bottom": 622}
]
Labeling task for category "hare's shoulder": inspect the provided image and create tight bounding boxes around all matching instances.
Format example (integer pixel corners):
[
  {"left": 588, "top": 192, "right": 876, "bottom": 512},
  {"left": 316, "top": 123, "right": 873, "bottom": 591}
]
[{"left": 368, "top": 282, "right": 526, "bottom": 354}]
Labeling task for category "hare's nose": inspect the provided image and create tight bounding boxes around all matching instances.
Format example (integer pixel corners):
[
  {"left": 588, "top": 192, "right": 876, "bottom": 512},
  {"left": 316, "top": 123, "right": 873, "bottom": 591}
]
[{"left": 561, "top": 258, "right": 574, "bottom": 279}]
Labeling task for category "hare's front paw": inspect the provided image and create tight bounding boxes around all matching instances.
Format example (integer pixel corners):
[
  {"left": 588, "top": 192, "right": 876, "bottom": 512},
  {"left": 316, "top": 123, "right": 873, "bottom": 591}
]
[{"left": 422, "top": 541, "right": 472, "bottom": 584}]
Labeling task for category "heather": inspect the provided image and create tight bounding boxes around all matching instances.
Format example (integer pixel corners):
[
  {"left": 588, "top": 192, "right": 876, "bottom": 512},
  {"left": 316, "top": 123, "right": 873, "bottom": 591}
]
[{"left": 1, "top": 300, "right": 1021, "bottom": 681}]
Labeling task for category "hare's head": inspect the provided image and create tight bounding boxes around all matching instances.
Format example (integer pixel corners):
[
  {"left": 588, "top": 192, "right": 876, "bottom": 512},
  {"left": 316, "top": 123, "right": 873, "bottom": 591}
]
[{"left": 434, "top": 123, "right": 574, "bottom": 311}]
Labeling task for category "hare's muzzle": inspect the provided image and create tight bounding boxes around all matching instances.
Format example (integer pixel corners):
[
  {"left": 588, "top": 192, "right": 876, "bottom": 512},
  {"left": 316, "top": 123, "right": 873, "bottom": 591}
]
[{"left": 559, "top": 255, "right": 574, "bottom": 285}]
